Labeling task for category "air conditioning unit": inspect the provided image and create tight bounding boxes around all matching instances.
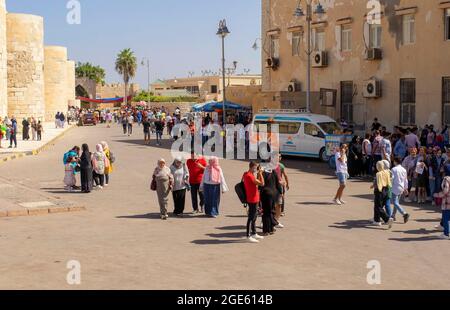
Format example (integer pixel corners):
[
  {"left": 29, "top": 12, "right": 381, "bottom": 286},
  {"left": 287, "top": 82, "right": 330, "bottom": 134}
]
[
  {"left": 265, "top": 57, "right": 280, "bottom": 70},
  {"left": 312, "top": 51, "right": 328, "bottom": 68},
  {"left": 366, "top": 48, "right": 383, "bottom": 60},
  {"left": 287, "top": 81, "right": 301, "bottom": 92},
  {"left": 363, "top": 79, "right": 382, "bottom": 98}
]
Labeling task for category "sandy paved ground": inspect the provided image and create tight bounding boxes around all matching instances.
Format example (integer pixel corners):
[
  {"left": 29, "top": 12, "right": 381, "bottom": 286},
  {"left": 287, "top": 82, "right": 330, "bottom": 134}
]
[{"left": 0, "top": 124, "right": 448, "bottom": 290}]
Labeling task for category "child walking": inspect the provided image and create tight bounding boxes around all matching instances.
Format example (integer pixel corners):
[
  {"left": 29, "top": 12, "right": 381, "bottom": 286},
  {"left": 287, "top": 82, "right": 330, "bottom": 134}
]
[{"left": 64, "top": 156, "right": 78, "bottom": 192}]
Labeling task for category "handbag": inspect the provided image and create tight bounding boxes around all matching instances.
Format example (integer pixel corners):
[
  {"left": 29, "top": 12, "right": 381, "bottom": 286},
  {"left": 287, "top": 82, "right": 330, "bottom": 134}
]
[{"left": 150, "top": 176, "right": 157, "bottom": 191}]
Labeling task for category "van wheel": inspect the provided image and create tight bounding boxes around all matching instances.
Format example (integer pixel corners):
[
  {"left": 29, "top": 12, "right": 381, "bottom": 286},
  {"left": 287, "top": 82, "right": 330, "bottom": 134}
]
[{"left": 319, "top": 148, "right": 328, "bottom": 162}]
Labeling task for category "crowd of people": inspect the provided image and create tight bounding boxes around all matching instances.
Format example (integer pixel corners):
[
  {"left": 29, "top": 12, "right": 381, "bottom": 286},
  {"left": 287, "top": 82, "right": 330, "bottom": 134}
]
[{"left": 334, "top": 118, "right": 450, "bottom": 239}]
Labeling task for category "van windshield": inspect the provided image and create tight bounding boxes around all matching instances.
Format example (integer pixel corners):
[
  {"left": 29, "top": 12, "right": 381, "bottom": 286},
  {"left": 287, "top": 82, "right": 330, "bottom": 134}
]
[{"left": 318, "top": 122, "right": 341, "bottom": 135}]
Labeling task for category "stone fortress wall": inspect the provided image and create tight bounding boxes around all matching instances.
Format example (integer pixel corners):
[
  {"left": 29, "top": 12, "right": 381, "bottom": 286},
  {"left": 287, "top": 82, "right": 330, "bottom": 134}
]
[
  {"left": 1, "top": 0, "right": 76, "bottom": 125},
  {"left": 0, "top": 0, "right": 7, "bottom": 118}
]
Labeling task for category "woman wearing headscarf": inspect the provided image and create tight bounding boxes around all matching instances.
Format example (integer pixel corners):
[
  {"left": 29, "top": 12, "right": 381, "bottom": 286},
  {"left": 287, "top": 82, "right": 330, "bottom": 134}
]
[
  {"left": 371, "top": 161, "right": 394, "bottom": 229},
  {"left": 170, "top": 157, "right": 190, "bottom": 216},
  {"left": 348, "top": 136, "right": 363, "bottom": 178},
  {"left": 101, "top": 141, "right": 113, "bottom": 186},
  {"left": 260, "top": 167, "right": 283, "bottom": 236},
  {"left": 200, "top": 157, "right": 228, "bottom": 217},
  {"left": 92, "top": 144, "right": 109, "bottom": 189},
  {"left": 80, "top": 144, "right": 94, "bottom": 193},
  {"left": 153, "top": 159, "right": 174, "bottom": 220}
]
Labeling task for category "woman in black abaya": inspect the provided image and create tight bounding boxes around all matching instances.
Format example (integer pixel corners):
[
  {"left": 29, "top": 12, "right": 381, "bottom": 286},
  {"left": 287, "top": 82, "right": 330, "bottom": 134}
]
[{"left": 80, "top": 144, "right": 93, "bottom": 193}]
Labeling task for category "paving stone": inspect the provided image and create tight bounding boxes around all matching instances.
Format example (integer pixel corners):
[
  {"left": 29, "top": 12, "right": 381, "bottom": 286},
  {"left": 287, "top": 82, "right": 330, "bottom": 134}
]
[
  {"left": 19, "top": 201, "right": 55, "bottom": 209},
  {"left": 48, "top": 206, "right": 69, "bottom": 214},
  {"left": 28, "top": 208, "right": 49, "bottom": 216}
]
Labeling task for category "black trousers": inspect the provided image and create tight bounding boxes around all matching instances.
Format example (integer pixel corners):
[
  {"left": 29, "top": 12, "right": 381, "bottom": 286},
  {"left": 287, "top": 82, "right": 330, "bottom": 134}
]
[
  {"left": 247, "top": 203, "right": 258, "bottom": 237},
  {"left": 374, "top": 188, "right": 390, "bottom": 223},
  {"left": 261, "top": 193, "right": 277, "bottom": 233},
  {"left": 9, "top": 134, "right": 17, "bottom": 147},
  {"left": 190, "top": 184, "right": 204, "bottom": 211},
  {"left": 122, "top": 124, "right": 127, "bottom": 134},
  {"left": 128, "top": 124, "right": 133, "bottom": 135},
  {"left": 105, "top": 174, "right": 110, "bottom": 185},
  {"left": 173, "top": 189, "right": 186, "bottom": 215},
  {"left": 93, "top": 172, "right": 104, "bottom": 187}
]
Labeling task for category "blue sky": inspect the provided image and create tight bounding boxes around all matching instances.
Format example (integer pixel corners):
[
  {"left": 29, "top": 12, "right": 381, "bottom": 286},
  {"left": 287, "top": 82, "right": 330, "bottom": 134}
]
[{"left": 6, "top": 0, "right": 261, "bottom": 87}]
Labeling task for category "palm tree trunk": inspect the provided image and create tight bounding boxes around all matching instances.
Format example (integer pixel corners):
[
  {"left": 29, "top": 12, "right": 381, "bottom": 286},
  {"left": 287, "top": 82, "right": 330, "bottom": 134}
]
[{"left": 124, "top": 79, "right": 128, "bottom": 107}]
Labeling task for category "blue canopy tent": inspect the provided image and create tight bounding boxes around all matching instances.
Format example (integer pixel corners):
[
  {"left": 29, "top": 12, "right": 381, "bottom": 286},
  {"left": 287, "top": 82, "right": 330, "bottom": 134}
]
[{"left": 192, "top": 101, "right": 248, "bottom": 112}]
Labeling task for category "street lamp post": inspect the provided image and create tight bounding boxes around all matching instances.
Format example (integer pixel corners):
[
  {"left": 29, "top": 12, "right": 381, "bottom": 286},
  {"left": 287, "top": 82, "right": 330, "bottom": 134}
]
[
  {"left": 294, "top": 0, "right": 325, "bottom": 113},
  {"left": 141, "top": 58, "right": 150, "bottom": 107},
  {"left": 217, "top": 19, "right": 230, "bottom": 126}
]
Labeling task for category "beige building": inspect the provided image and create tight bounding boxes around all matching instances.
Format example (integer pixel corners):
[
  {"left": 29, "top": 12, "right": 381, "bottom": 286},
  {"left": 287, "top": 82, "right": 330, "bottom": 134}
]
[
  {"left": 261, "top": 0, "right": 450, "bottom": 131},
  {"left": 151, "top": 75, "right": 262, "bottom": 102}
]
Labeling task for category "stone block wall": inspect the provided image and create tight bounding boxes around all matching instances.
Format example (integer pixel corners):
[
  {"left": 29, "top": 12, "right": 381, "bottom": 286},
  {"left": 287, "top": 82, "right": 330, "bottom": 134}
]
[
  {"left": 6, "top": 13, "right": 45, "bottom": 124},
  {"left": 44, "top": 46, "right": 68, "bottom": 121},
  {"left": 0, "top": 0, "right": 7, "bottom": 118}
]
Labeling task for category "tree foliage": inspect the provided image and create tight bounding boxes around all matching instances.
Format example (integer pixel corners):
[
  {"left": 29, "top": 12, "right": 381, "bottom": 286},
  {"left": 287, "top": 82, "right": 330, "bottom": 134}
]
[{"left": 75, "top": 62, "right": 106, "bottom": 85}]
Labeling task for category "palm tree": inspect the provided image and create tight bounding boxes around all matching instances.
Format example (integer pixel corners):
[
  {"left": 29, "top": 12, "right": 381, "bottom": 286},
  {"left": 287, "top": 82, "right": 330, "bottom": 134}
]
[
  {"left": 115, "top": 48, "right": 137, "bottom": 106},
  {"left": 75, "top": 62, "right": 106, "bottom": 85}
]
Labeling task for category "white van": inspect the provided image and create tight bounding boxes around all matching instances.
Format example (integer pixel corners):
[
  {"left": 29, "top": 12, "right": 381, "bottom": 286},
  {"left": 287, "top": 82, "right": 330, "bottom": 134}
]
[{"left": 252, "top": 109, "right": 342, "bottom": 162}]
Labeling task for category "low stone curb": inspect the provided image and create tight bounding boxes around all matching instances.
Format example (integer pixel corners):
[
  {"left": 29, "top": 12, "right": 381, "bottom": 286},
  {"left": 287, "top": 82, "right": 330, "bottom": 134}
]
[
  {"left": 0, "top": 125, "right": 75, "bottom": 164},
  {"left": 0, "top": 205, "right": 86, "bottom": 218}
]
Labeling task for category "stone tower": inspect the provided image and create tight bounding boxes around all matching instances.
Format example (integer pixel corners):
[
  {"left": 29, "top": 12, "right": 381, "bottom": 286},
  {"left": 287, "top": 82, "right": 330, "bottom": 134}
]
[
  {"left": 66, "top": 60, "right": 76, "bottom": 106},
  {"left": 44, "top": 46, "right": 68, "bottom": 121},
  {"left": 0, "top": 0, "right": 7, "bottom": 118},
  {"left": 6, "top": 13, "right": 45, "bottom": 124}
]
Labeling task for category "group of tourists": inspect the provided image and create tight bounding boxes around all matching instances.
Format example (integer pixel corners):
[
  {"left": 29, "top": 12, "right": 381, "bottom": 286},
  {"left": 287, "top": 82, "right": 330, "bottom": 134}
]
[
  {"left": 150, "top": 151, "right": 289, "bottom": 243},
  {"left": 62, "top": 142, "right": 115, "bottom": 193},
  {"left": 333, "top": 117, "right": 450, "bottom": 239},
  {"left": 0, "top": 116, "right": 44, "bottom": 149},
  {"left": 55, "top": 112, "right": 66, "bottom": 129}
]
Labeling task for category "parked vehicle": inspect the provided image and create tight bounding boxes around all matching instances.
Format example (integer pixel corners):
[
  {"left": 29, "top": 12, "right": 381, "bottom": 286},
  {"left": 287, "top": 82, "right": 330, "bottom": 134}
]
[
  {"left": 252, "top": 109, "right": 342, "bottom": 162},
  {"left": 79, "top": 113, "right": 97, "bottom": 126}
]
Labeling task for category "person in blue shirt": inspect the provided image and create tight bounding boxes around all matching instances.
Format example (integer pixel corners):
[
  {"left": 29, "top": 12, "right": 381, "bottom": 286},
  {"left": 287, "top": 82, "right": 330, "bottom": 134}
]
[
  {"left": 8, "top": 117, "right": 17, "bottom": 148},
  {"left": 394, "top": 134, "right": 407, "bottom": 160},
  {"left": 63, "top": 146, "right": 80, "bottom": 165}
]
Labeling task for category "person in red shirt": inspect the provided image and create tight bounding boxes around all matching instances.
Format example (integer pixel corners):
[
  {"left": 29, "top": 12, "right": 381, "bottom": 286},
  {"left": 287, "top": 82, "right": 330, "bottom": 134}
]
[
  {"left": 243, "top": 161, "right": 265, "bottom": 243},
  {"left": 187, "top": 152, "right": 207, "bottom": 213}
]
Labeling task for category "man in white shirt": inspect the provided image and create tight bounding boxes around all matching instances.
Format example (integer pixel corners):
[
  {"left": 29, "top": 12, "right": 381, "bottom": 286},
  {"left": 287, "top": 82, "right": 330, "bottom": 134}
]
[
  {"left": 127, "top": 114, "right": 134, "bottom": 136},
  {"left": 333, "top": 144, "right": 349, "bottom": 205},
  {"left": 391, "top": 157, "right": 410, "bottom": 223}
]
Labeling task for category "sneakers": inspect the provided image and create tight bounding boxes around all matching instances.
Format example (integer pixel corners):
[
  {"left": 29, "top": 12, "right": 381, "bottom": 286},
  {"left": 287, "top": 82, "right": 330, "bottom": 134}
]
[
  {"left": 435, "top": 225, "right": 445, "bottom": 232},
  {"left": 333, "top": 199, "right": 342, "bottom": 205},
  {"left": 387, "top": 218, "right": 394, "bottom": 230},
  {"left": 161, "top": 214, "right": 168, "bottom": 220},
  {"left": 339, "top": 200, "right": 347, "bottom": 204},
  {"left": 438, "top": 234, "right": 450, "bottom": 240},
  {"left": 247, "top": 236, "right": 259, "bottom": 243},
  {"left": 252, "top": 234, "right": 265, "bottom": 240},
  {"left": 372, "top": 221, "right": 382, "bottom": 226},
  {"left": 404, "top": 197, "right": 412, "bottom": 203},
  {"left": 275, "top": 223, "right": 285, "bottom": 229},
  {"left": 403, "top": 214, "right": 410, "bottom": 224}
]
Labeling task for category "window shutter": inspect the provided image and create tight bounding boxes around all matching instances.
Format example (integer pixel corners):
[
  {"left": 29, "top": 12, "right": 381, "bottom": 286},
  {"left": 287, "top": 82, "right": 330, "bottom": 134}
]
[
  {"left": 363, "top": 22, "right": 370, "bottom": 48},
  {"left": 337, "top": 25, "right": 342, "bottom": 51}
]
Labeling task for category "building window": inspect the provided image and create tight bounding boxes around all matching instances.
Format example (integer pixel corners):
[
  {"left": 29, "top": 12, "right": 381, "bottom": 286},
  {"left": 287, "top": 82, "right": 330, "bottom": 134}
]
[
  {"left": 369, "top": 24, "right": 382, "bottom": 48},
  {"left": 443, "top": 77, "right": 450, "bottom": 125},
  {"left": 400, "top": 78, "right": 416, "bottom": 125},
  {"left": 211, "top": 85, "right": 218, "bottom": 94},
  {"left": 292, "top": 31, "right": 302, "bottom": 56},
  {"left": 341, "top": 25, "right": 352, "bottom": 51},
  {"left": 341, "top": 81, "right": 354, "bottom": 123},
  {"left": 270, "top": 36, "right": 280, "bottom": 58},
  {"left": 445, "top": 9, "right": 450, "bottom": 41},
  {"left": 402, "top": 14, "right": 416, "bottom": 45},
  {"left": 313, "top": 28, "right": 325, "bottom": 51}
]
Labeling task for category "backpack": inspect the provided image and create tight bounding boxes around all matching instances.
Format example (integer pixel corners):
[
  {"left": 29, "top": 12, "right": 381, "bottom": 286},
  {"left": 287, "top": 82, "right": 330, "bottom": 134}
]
[
  {"left": 235, "top": 175, "right": 247, "bottom": 204},
  {"left": 109, "top": 151, "right": 116, "bottom": 164},
  {"left": 94, "top": 153, "right": 105, "bottom": 174}
]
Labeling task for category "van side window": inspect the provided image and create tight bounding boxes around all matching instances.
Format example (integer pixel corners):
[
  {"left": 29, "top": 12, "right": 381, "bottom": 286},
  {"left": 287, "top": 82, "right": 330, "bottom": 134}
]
[
  {"left": 278, "top": 122, "right": 300, "bottom": 134},
  {"left": 304, "top": 123, "right": 324, "bottom": 138}
]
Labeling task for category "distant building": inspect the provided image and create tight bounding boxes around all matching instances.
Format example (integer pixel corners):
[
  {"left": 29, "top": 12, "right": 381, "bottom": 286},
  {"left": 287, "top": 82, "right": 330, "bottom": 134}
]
[
  {"left": 261, "top": 0, "right": 450, "bottom": 130},
  {"left": 151, "top": 75, "right": 262, "bottom": 102}
]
